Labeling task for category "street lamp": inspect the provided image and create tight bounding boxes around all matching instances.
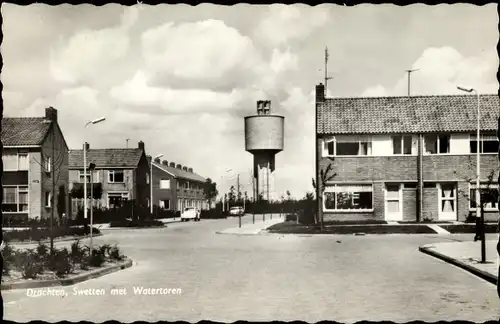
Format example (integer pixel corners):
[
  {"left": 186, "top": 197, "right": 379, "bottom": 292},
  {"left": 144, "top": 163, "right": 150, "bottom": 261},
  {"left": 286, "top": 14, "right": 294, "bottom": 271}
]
[
  {"left": 83, "top": 117, "right": 106, "bottom": 246},
  {"left": 151, "top": 154, "right": 163, "bottom": 214},
  {"left": 457, "top": 85, "right": 485, "bottom": 263}
]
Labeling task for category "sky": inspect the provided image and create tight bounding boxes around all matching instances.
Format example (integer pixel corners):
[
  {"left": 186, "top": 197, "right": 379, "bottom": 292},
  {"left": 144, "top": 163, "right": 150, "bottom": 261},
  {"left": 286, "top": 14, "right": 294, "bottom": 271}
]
[{"left": 2, "top": 3, "right": 498, "bottom": 200}]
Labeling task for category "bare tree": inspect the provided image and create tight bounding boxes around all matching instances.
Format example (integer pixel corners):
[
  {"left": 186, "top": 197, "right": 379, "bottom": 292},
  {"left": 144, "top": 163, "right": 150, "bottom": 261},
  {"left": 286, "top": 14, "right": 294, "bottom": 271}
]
[{"left": 312, "top": 157, "right": 336, "bottom": 231}]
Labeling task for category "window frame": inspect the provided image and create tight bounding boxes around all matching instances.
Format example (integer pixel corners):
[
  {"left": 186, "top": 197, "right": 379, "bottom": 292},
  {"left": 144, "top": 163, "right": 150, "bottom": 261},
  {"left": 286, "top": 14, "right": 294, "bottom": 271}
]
[
  {"left": 391, "top": 135, "right": 413, "bottom": 155},
  {"left": 469, "top": 182, "right": 499, "bottom": 211},
  {"left": 469, "top": 133, "right": 499, "bottom": 154},
  {"left": 160, "top": 179, "right": 171, "bottom": 189},
  {"left": 108, "top": 170, "right": 125, "bottom": 183},
  {"left": 322, "top": 136, "right": 373, "bottom": 157},
  {"left": 2, "top": 185, "right": 29, "bottom": 213},
  {"left": 3, "top": 152, "right": 30, "bottom": 171},
  {"left": 45, "top": 191, "right": 52, "bottom": 208},
  {"left": 323, "top": 184, "right": 374, "bottom": 212},
  {"left": 423, "top": 134, "right": 451, "bottom": 155}
]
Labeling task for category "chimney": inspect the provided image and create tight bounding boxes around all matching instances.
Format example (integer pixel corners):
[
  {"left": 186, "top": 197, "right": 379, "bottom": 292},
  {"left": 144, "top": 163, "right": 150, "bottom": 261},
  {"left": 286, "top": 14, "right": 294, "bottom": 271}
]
[
  {"left": 138, "top": 141, "right": 145, "bottom": 151},
  {"left": 83, "top": 142, "right": 90, "bottom": 151},
  {"left": 154, "top": 157, "right": 161, "bottom": 163},
  {"left": 45, "top": 107, "right": 58, "bottom": 122},
  {"left": 182, "top": 166, "right": 188, "bottom": 171},
  {"left": 176, "top": 164, "right": 182, "bottom": 169},
  {"left": 169, "top": 162, "right": 176, "bottom": 168},
  {"left": 162, "top": 160, "right": 168, "bottom": 166},
  {"left": 316, "top": 83, "right": 325, "bottom": 103}
]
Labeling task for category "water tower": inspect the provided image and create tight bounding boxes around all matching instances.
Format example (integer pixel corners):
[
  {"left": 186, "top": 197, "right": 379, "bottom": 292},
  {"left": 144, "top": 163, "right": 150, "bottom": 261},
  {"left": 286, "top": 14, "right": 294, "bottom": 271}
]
[{"left": 244, "top": 100, "right": 284, "bottom": 202}]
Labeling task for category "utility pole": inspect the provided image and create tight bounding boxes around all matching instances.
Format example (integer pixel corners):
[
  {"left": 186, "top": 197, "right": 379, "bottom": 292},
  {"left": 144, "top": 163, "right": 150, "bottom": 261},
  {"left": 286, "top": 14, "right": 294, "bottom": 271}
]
[
  {"left": 324, "top": 47, "right": 333, "bottom": 97},
  {"left": 237, "top": 174, "right": 240, "bottom": 204},
  {"left": 406, "top": 69, "right": 419, "bottom": 96}
]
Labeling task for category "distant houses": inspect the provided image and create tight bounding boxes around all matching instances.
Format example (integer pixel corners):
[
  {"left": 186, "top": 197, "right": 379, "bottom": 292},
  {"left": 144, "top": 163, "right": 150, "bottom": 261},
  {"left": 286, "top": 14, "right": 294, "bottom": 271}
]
[
  {"left": 68, "top": 141, "right": 150, "bottom": 218},
  {"left": 1, "top": 107, "right": 70, "bottom": 223},
  {"left": 148, "top": 156, "right": 208, "bottom": 213},
  {"left": 2, "top": 106, "right": 210, "bottom": 222}
]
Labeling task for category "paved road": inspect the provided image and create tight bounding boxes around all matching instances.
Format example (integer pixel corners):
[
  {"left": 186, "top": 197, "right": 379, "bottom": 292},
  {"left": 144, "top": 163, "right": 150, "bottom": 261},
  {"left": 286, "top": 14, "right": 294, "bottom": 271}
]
[{"left": 3, "top": 215, "right": 499, "bottom": 322}]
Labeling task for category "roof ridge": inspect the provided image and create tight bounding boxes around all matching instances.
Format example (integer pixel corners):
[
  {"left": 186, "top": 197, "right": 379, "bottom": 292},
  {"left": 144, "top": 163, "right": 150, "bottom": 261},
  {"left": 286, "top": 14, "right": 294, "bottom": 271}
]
[{"left": 324, "top": 93, "right": 499, "bottom": 100}]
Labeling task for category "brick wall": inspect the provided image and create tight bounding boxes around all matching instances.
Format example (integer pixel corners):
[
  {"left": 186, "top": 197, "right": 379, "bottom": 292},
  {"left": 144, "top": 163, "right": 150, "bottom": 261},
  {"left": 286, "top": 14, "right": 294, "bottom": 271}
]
[
  {"left": 151, "top": 164, "right": 176, "bottom": 210},
  {"left": 135, "top": 153, "right": 150, "bottom": 208},
  {"left": 422, "top": 188, "right": 439, "bottom": 221},
  {"left": 29, "top": 150, "right": 42, "bottom": 219},
  {"left": 403, "top": 189, "right": 417, "bottom": 221},
  {"left": 40, "top": 123, "right": 69, "bottom": 220}
]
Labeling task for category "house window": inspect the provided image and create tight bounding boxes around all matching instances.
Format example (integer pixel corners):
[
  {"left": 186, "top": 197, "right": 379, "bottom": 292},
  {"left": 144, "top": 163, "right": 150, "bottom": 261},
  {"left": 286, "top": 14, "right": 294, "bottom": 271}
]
[
  {"left": 108, "top": 192, "right": 129, "bottom": 208},
  {"left": 323, "top": 136, "right": 372, "bottom": 156},
  {"left": 79, "top": 170, "right": 99, "bottom": 183},
  {"left": 424, "top": 182, "right": 437, "bottom": 188},
  {"left": 108, "top": 170, "right": 125, "bottom": 183},
  {"left": 159, "top": 200, "right": 170, "bottom": 209},
  {"left": 44, "top": 155, "right": 51, "bottom": 172},
  {"left": 3, "top": 153, "right": 29, "bottom": 171},
  {"left": 160, "top": 179, "right": 170, "bottom": 189},
  {"left": 45, "top": 191, "right": 52, "bottom": 208},
  {"left": 470, "top": 183, "right": 499, "bottom": 210},
  {"left": 424, "top": 134, "right": 450, "bottom": 154},
  {"left": 185, "top": 181, "right": 190, "bottom": 189},
  {"left": 403, "top": 183, "right": 418, "bottom": 189},
  {"left": 392, "top": 135, "right": 412, "bottom": 155},
  {"left": 323, "top": 184, "right": 373, "bottom": 211},
  {"left": 2, "top": 186, "right": 29, "bottom": 212},
  {"left": 470, "top": 134, "right": 499, "bottom": 153}
]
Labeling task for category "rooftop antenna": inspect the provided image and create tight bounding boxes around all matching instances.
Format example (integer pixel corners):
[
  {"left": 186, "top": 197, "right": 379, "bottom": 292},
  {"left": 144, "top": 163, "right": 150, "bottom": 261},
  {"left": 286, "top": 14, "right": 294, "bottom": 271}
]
[
  {"left": 126, "top": 138, "right": 129, "bottom": 148},
  {"left": 324, "top": 47, "right": 333, "bottom": 97},
  {"left": 405, "top": 69, "right": 420, "bottom": 96}
]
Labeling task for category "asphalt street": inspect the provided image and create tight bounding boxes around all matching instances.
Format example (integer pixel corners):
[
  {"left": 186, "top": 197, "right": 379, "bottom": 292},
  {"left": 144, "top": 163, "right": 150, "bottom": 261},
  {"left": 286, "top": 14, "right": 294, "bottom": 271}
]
[{"left": 3, "top": 215, "right": 499, "bottom": 322}]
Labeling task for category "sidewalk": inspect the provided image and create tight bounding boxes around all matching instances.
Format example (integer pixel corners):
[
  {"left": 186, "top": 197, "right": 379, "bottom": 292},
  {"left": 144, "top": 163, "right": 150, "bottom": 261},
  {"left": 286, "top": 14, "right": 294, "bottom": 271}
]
[
  {"left": 419, "top": 239, "right": 499, "bottom": 284},
  {"left": 217, "top": 214, "right": 284, "bottom": 235}
]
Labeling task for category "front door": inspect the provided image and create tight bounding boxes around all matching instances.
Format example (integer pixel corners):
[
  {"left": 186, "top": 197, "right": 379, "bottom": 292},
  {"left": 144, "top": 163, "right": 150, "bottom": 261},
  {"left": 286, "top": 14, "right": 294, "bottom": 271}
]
[
  {"left": 385, "top": 183, "right": 402, "bottom": 221},
  {"left": 438, "top": 183, "right": 457, "bottom": 221}
]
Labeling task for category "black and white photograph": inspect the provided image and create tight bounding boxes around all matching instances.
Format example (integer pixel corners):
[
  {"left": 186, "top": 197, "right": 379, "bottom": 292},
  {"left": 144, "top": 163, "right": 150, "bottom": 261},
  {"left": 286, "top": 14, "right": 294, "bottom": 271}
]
[{"left": 1, "top": 2, "right": 499, "bottom": 322}]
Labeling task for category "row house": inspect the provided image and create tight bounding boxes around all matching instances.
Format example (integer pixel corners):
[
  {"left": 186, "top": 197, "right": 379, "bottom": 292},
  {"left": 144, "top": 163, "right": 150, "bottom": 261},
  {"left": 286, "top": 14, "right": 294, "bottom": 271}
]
[
  {"left": 1, "top": 107, "right": 70, "bottom": 222},
  {"left": 68, "top": 141, "right": 150, "bottom": 217},
  {"left": 316, "top": 83, "right": 500, "bottom": 222},
  {"left": 147, "top": 156, "right": 208, "bottom": 212}
]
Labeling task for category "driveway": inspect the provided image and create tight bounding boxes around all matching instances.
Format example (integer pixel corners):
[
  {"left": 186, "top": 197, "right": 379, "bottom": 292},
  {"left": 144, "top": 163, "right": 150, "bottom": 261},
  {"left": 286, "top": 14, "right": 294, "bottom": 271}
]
[{"left": 3, "top": 215, "right": 499, "bottom": 322}]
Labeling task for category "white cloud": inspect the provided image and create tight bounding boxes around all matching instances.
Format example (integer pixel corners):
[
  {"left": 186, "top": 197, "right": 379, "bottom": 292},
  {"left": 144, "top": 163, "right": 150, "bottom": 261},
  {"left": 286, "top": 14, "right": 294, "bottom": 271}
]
[
  {"left": 254, "top": 4, "right": 330, "bottom": 47},
  {"left": 141, "top": 19, "right": 261, "bottom": 89},
  {"left": 362, "top": 46, "right": 498, "bottom": 97}
]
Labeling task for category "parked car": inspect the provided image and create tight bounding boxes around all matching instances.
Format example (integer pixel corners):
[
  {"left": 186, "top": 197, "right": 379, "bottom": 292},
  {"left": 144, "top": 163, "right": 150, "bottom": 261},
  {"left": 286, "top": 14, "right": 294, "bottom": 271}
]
[
  {"left": 229, "top": 206, "right": 245, "bottom": 216},
  {"left": 181, "top": 207, "right": 200, "bottom": 222}
]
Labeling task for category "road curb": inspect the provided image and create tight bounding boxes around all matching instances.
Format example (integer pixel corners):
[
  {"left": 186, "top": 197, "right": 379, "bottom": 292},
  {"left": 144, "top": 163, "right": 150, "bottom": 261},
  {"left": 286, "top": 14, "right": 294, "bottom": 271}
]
[
  {"left": 7, "top": 233, "right": 104, "bottom": 246},
  {"left": 1, "top": 259, "right": 133, "bottom": 291},
  {"left": 418, "top": 245, "right": 497, "bottom": 285}
]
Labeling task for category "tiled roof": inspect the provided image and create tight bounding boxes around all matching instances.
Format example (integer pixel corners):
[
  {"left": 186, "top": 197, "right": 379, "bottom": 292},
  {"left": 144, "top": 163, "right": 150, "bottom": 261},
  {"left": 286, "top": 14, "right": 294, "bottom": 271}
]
[
  {"left": 318, "top": 94, "right": 500, "bottom": 135},
  {"left": 1, "top": 117, "right": 52, "bottom": 146},
  {"left": 148, "top": 157, "right": 206, "bottom": 183},
  {"left": 69, "top": 149, "right": 144, "bottom": 169}
]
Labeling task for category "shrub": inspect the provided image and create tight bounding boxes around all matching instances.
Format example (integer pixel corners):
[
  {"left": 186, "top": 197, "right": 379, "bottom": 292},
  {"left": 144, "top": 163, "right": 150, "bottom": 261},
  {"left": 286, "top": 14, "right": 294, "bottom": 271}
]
[
  {"left": 3, "top": 226, "right": 101, "bottom": 243},
  {"left": 48, "top": 248, "right": 73, "bottom": 277},
  {"left": 109, "top": 219, "right": 164, "bottom": 228},
  {"left": 88, "top": 249, "right": 106, "bottom": 267},
  {"left": 2, "top": 243, "right": 16, "bottom": 275},
  {"left": 20, "top": 249, "right": 44, "bottom": 279},
  {"left": 70, "top": 240, "right": 87, "bottom": 265},
  {"left": 200, "top": 209, "right": 227, "bottom": 219}
]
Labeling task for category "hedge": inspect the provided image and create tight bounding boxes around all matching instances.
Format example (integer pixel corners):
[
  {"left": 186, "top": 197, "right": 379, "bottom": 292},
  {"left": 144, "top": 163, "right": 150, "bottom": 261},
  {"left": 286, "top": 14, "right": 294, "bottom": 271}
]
[{"left": 3, "top": 226, "right": 100, "bottom": 243}]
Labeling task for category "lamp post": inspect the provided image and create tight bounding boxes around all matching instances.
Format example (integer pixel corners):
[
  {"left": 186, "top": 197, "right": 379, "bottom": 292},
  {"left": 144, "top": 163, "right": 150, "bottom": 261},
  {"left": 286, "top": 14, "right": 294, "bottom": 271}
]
[
  {"left": 458, "top": 86, "right": 485, "bottom": 263},
  {"left": 83, "top": 117, "right": 106, "bottom": 249},
  {"left": 89, "top": 162, "right": 96, "bottom": 253},
  {"left": 150, "top": 154, "right": 164, "bottom": 215},
  {"left": 220, "top": 169, "right": 232, "bottom": 213}
]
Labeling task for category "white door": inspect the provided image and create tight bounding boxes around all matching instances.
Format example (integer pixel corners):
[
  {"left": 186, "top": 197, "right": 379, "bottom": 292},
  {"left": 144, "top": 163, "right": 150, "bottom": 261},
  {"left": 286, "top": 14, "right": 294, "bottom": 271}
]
[
  {"left": 385, "top": 183, "right": 402, "bottom": 221},
  {"left": 438, "top": 183, "right": 457, "bottom": 221}
]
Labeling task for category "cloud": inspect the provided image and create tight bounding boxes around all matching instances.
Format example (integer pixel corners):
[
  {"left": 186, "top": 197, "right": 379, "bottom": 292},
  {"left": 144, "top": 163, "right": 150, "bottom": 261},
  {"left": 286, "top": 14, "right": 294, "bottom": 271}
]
[
  {"left": 141, "top": 19, "right": 262, "bottom": 90},
  {"left": 49, "top": 7, "right": 136, "bottom": 87},
  {"left": 362, "top": 46, "right": 498, "bottom": 97},
  {"left": 254, "top": 4, "right": 330, "bottom": 47}
]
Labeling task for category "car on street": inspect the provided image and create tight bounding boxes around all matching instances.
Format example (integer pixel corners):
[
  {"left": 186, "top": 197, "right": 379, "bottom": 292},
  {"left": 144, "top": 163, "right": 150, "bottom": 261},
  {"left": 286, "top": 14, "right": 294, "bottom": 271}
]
[
  {"left": 229, "top": 206, "right": 245, "bottom": 216},
  {"left": 181, "top": 207, "right": 200, "bottom": 222}
]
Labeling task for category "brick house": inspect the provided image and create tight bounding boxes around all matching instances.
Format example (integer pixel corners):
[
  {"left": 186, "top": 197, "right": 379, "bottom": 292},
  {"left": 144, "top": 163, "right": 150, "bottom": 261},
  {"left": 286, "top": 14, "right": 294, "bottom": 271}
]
[
  {"left": 68, "top": 141, "right": 150, "bottom": 217},
  {"left": 1, "top": 107, "right": 70, "bottom": 222},
  {"left": 316, "top": 83, "right": 500, "bottom": 222},
  {"left": 147, "top": 157, "right": 208, "bottom": 213}
]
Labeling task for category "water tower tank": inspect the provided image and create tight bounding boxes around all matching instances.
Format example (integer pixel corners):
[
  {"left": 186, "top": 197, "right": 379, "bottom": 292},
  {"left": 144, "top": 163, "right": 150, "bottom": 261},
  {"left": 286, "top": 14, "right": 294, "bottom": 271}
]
[{"left": 244, "top": 100, "right": 284, "bottom": 202}]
